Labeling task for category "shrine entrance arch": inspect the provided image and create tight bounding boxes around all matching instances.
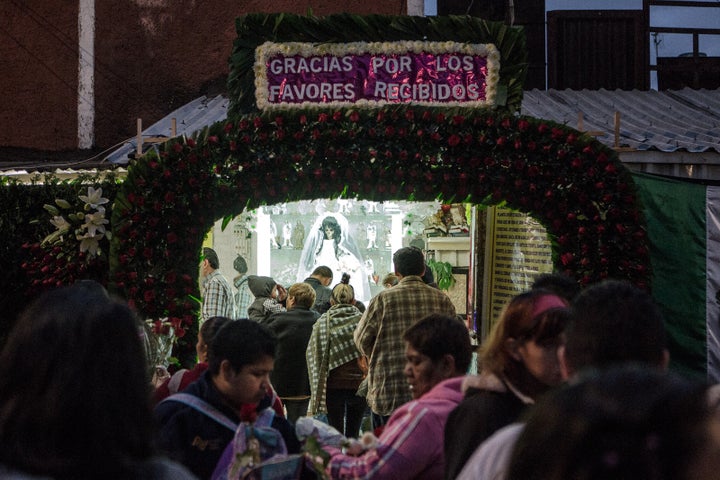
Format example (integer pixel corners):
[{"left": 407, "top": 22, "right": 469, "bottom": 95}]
[{"left": 110, "top": 105, "right": 650, "bottom": 359}]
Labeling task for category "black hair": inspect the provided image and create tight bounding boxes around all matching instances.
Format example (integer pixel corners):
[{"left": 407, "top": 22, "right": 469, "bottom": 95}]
[
  {"left": 312, "top": 265, "right": 333, "bottom": 279},
  {"left": 508, "top": 366, "right": 711, "bottom": 480},
  {"left": 531, "top": 272, "right": 581, "bottom": 302},
  {"left": 208, "top": 320, "right": 276, "bottom": 374},
  {"left": 317, "top": 216, "right": 342, "bottom": 259},
  {"left": 233, "top": 255, "right": 248, "bottom": 274},
  {"left": 0, "top": 283, "right": 154, "bottom": 478},
  {"left": 203, "top": 247, "right": 220, "bottom": 269},
  {"left": 566, "top": 279, "right": 667, "bottom": 372},
  {"left": 200, "top": 316, "right": 232, "bottom": 345},
  {"left": 403, "top": 313, "right": 472, "bottom": 373},
  {"left": 393, "top": 246, "right": 425, "bottom": 277}
]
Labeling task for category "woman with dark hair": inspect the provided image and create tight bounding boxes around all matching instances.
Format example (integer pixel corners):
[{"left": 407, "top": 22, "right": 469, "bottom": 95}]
[
  {"left": 306, "top": 274, "right": 367, "bottom": 436},
  {"left": 324, "top": 313, "right": 472, "bottom": 479},
  {"left": 0, "top": 282, "right": 197, "bottom": 479},
  {"left": 443, "top": 290, "right": 570, "bottom": 480}
]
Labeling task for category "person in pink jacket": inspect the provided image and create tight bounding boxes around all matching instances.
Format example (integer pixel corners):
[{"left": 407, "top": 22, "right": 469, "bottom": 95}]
[{"left": 324, "top": 313, "right": 472, "bottom": 479}]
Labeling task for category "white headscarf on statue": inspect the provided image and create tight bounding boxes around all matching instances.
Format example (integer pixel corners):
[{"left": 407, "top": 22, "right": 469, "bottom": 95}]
[{"left": 296, "top": 212, "right": 370, "bottom": 303}]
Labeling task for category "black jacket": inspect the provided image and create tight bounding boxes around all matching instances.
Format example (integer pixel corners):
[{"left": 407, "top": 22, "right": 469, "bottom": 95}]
[
  {"left": 155, "top": 371, "right": 300, "bottom": 480},
  {"left": 443, "top": 376, "right": 529, "bottom": 480},
  {"left": 262, "top": 306, "right": 320, "bottom": 397},
  {"left": 303, "top": 276, "right": 332, "bottom": 314}
]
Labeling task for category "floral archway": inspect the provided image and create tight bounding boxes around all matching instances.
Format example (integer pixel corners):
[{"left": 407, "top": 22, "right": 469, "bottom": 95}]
[{"left": 109, "top": 105, "right": 651, "bottom": 359}]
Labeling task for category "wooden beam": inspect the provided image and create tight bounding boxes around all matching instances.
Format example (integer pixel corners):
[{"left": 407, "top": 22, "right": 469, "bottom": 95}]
[{"left": 136, "top": 118, "right": 143, "bottom": 156}]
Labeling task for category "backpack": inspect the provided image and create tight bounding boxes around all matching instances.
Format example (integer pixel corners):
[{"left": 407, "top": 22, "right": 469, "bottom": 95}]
[{"left": 211, "top": 407, "right": 304, "bottom": 480}]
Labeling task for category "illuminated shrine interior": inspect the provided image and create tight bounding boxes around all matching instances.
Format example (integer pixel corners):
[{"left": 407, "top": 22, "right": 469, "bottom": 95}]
[
  {"left": 207, "top": 198, "right": 552, "bottom": 329},
  {"left": 208, "top": 198, "right": 454, "bottom": 304}
]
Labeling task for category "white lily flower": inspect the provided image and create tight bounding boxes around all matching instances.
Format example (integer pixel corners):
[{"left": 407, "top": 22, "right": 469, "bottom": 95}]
[
  {"left": 49, "top": 215, "right": 71, "bottom": 232},
  {"left": 77, "top": 232, "right": 104, "bottom": 256},
  {"left": 82, "top": 211, "right": 109, "bottom": 237},
  {"left": 78, "top": 186, "right": 109, "bottom": 210}
]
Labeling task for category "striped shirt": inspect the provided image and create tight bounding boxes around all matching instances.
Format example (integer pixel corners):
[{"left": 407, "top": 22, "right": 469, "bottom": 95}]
[{"left": 201, "top": 270, "right": 235, "bottom": 321}]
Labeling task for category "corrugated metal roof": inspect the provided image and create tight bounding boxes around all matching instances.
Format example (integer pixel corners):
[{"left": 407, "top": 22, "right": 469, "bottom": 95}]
[
  {"left": 104, "top": 95, "right": 229, "bottom": 164},
  {"left": 521, "top": 88, "right": 720, "bottom": 154},
  {"left": 102, "top": 88, "right": 720, "bottom": 165}
]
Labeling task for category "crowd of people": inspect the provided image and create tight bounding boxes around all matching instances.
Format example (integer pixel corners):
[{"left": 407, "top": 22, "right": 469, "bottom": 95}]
[{"left": 1, "top": 246, "right": 719, "bottom": 480}]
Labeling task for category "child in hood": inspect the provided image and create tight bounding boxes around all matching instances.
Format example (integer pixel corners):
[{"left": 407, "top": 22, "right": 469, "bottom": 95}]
[{"left": 247, "top": 275, "right": 287, "bottom": 323}]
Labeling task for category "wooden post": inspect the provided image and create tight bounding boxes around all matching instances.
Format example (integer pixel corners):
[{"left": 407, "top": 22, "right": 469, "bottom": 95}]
[
  {"left": 137, "top": 118, "right": 143, "bottom": 156},
  {"left": 614, "top": 111, "right": 621, "bottom": 149},
  {"left": 578, "top": 111, "right": 584, "bottom": 131},
  {"left": 171, "top": 117, "right": 177, "bottom": 137}
]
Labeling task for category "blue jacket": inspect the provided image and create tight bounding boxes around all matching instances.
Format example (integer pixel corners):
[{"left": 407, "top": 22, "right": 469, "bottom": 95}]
[{"left": 155, "top": 371, "right": 300, "bottom": 480}]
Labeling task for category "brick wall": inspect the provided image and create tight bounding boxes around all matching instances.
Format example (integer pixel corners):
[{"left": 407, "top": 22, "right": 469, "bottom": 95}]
[{"left": 2, "top": 0, "right": 406, "bottom": 152}]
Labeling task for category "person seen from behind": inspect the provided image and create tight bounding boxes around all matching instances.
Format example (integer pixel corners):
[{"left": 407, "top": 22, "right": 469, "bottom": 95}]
[
  {"left": 307, "top": 273, "right": 368, "bottom": 437},
  {"left": 232, "top": 255, "right": 253, "bottom": 318},
  {"left": 303, "top": 265, "right": 334, "bottom": 314},
  {"left": 506, "top": 366, "right": 720, "bottom": 480},
  {"left": 0, "top": 281, "right": 197, "bottom": 479},
  {"left": 262, "top": 282, "right": 320, "bottom": 423},
  {"left": 355, "top": 246, "right": 456, "bottom": 429}
]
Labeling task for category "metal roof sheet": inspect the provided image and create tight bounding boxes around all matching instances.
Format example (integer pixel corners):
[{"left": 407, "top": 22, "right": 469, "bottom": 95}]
[
  {"left": 102, "top": 88, "right": 720, "bottom": 165},
  {"left": 521, "top": 88, "right": 720, "bottom": 154},
  {"left": 104, "top": 95, "right": 229, "bottom": 164}
]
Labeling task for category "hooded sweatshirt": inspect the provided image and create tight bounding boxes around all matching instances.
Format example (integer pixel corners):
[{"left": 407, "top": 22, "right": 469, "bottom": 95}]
[
  {"left": 325, "top": 376, "right": 464, "bottom": 480},
  {"left": 247, "top": 275, "right": 285, "bottom": 322}
]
